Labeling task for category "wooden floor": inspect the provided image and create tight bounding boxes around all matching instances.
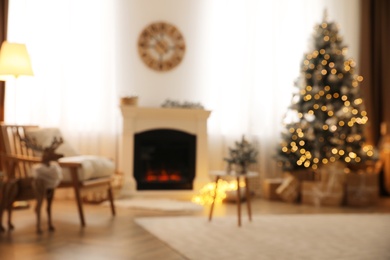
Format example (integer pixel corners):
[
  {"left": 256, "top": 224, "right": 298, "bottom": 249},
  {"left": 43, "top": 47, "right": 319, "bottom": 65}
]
[{"left": 1, "top": 196, "right": 390, "bottom": 260}]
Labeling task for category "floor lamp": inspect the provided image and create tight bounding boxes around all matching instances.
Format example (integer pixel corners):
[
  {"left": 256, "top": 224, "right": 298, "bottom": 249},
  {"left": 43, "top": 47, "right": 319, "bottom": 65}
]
[
  {"left": 0, "top": 40, "right": 34, "bottom": 121},
  {"left": 0, "top": 41, "right": 33, "bottom": 80},
  {"left": 0, "top": 40, "right": 34, "bottom": 208}
]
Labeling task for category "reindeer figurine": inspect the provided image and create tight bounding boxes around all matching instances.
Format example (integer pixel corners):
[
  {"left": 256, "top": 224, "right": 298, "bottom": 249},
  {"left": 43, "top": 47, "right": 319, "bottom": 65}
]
[{"left": 0, "top": 136, "right": 64, "bottom": 234}]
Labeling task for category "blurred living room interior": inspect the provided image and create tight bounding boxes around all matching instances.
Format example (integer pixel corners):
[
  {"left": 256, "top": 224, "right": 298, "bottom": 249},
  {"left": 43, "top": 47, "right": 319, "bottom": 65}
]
[{"left": 0, "top": 0, "right": 389, "bottom": 259}]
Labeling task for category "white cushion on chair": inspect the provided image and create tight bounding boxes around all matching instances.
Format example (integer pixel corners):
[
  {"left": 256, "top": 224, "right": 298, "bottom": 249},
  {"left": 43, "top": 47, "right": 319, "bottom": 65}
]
[
  {"left": 59, "top": 155, "right": 115, "bottom": 182},
  {"left": 24, "top": 128, "right": 79, "bottom": 157},
  {"left": 25, "top": 127, "right": 115, "bottom": 182}
]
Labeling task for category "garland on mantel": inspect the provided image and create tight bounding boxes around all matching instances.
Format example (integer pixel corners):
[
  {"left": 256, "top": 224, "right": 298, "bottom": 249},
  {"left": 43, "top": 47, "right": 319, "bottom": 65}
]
[{"left": 161, "top": 99, "right": 204, "bottom": 109}]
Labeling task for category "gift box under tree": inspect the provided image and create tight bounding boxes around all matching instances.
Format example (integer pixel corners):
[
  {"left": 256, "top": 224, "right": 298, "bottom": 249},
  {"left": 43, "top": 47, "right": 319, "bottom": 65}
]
[
  {"left": 345, "top": 161, "right": 381, "bottom": 207},
  {"left": 276, "top": 173, "right": 300, "bottom": 203},
  {"left": 301, "top": 161, "right": 346, "bottom": 207}
]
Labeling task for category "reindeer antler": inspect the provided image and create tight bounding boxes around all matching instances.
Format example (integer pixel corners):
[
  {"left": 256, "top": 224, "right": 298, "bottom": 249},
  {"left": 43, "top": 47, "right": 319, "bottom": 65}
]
[
  {"left": 21, "top": 136, "right": 45, "bottom": 152},
  {"left": 21, "top": 135, "right": 64, "bottom": 166},
  {"left": 41, "top": 137, "right": 64, "bottom": 166},
  {"left": 47, "top": 137, "right": 64, "bottom": 151}
]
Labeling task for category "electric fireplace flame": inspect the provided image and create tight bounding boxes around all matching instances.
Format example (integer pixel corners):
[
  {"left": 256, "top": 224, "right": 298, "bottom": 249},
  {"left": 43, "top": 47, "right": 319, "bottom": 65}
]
[
  {"left": 134, "top": 129, "right": 196, "bottom": 190},
  {"left": 145, "top": 169, "right": 183, "bottom": 182}
]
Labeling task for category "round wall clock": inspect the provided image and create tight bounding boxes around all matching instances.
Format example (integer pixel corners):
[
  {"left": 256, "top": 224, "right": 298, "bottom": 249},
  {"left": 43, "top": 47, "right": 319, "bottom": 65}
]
[{"left": 138, "top": 21, "right": 186, "bottom": 71}]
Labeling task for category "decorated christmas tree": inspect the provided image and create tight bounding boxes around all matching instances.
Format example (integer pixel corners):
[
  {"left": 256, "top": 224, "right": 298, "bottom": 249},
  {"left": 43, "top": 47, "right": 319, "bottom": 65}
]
[{"left": 276, "top": 12, "right": 376, "bottom": 171}]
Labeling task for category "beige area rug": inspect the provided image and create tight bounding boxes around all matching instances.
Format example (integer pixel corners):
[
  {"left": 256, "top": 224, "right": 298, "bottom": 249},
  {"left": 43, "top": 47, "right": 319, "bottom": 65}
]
[
  {"left": 135, "top": 214, "right": 390, "bottom": 260},
  {"left": 103, "top": 198, "right": 203, "bottom": 212}
]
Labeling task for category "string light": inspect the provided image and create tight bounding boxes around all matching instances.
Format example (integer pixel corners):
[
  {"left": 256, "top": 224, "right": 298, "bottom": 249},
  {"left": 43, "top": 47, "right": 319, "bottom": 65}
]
[
  {"left": 192, "top": 179, "right": 244, "bottom": 205},
  {"left": 279, "top": 18, "right": 375, "bottom": 172}
]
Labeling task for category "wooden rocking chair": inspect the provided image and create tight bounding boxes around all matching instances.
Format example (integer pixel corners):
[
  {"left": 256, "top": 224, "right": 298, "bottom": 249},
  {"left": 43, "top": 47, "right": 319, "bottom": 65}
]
[{"left": 0, "top": 124, "right": 116, "bottom": 227}]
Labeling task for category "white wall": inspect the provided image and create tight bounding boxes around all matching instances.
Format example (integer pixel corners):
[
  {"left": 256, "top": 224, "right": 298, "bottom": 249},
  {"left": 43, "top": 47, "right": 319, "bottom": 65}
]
[
  {"left": 115, "top": 0, "right": 209, "bottom": 107},
  {"left": 5, "top": 0, "right": 363, "bottom": 177},
  {"left": 114, "top": 0, "right": 361, "bottom": 109},
  {"left": 113, "top": 0, "right": 362, "bottom": 175}
]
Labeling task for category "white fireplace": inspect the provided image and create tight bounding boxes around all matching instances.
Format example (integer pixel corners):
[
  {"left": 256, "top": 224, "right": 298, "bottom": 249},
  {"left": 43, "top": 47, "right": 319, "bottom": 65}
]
[{"left": 119, "top": 105, "right": 211, "bottom": 197}]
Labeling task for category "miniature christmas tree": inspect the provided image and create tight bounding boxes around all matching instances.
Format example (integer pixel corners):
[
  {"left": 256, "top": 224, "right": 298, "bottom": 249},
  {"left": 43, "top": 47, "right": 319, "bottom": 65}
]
[
  {"left": 276, "top": 11, "right": 375, "bottom": 171},
  {"left": 225, "top": 136, "right": 258, "bottom": 174}
]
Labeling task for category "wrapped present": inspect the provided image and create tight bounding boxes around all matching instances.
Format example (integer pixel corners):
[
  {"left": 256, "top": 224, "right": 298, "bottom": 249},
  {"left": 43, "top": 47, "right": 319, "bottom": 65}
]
[
  {"left": 318, "top": 161, "right": 347, "bottom": 183},
  {"left": 301, "top": 181, "right": 344, "bottom": 207},
  {"left": 276, "top": 174, "right": 299, "bottom": 203},
  {"left": 378, "top": 125, "right": 390, "bottom": 194},
  {"left": 301, "top": 162, "right": 346, "bottom": 207},
  {"left": 346, "top": 170, "right": 379, "bottom": 207},
  {"left": 286, "top": 169, "right": 315, "bottom": 181},
  {"left": 261, "top": 178, "right": 283, "bottom": 200}
]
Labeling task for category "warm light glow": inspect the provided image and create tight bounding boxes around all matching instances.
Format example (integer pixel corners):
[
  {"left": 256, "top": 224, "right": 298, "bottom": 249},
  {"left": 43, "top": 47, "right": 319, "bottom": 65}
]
[
  {"left": 192, "top": 179, "right": 244, "bottom": 205},
  {"left": 0, "top": 41, "right": 34, "bottom": 80},
  {"left": 349, "top": 152, "right": 357, "bottom": 158}
]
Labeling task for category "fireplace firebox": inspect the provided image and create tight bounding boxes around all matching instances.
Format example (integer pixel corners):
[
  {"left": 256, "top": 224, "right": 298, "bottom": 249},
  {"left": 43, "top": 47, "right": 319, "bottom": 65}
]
[{"left": 134, "top": 129, "right": 196, "bottom": 190}]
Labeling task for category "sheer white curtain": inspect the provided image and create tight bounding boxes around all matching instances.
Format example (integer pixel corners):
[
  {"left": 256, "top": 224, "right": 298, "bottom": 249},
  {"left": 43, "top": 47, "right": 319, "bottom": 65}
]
[
  {"left": 6, "top": 0, "right": 118, "bottom": 158},
  {"left": 5, "top": 0, "right": 360, "bottom": 177},
  {"left": 199, "top": 0, "right": 361, "bottom": 177}
]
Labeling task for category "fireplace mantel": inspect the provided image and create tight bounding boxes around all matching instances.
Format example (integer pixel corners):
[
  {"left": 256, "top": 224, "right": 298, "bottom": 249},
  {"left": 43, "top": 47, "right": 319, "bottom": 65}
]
[{"left": 119, "top": 106, "right": 211, "bottom": 196}]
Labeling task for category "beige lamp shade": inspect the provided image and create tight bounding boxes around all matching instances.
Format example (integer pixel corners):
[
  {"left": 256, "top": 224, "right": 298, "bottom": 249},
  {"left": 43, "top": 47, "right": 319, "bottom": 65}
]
[{"left": 0, "top": 41, "right": 34, "bottom": 81}]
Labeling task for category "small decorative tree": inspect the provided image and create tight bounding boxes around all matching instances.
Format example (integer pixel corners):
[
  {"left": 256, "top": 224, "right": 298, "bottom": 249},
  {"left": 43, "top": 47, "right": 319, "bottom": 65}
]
[{"left": 224, "top": 136, "right": 258, "bottom": 174}]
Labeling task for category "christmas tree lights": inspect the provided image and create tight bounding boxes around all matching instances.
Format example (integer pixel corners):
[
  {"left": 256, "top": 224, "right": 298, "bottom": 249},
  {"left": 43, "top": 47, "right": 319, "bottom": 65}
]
[{"left": 276, "top": 11, "right": 376, "bottom": 171}]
